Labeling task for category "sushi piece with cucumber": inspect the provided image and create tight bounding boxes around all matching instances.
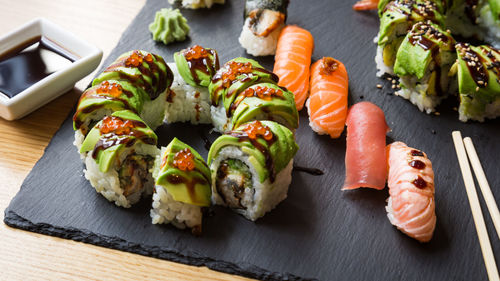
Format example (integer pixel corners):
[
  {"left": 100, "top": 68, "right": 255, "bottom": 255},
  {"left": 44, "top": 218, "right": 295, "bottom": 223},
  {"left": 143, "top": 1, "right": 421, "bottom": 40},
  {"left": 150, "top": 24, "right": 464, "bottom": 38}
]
[
  {"left": 238, "top": 0, "right": 289, "bottom": 56},
  {"left": 79, "top": 110, "right": 159, "bottom": 208},
  {"left": 72, "top": 80, "right": 149, "bottom": 151},
  {"left": 151, "top": 138, "right": 211, "bottom": 235},
  {"left": 208, "top": 120, "right": 298, "bottom": 221},
  {"left": 209, "top": 57, "right": 279, "bottom": 132},
  {"left": 450, "top": 43, "right": 500, "bottom": 122},
  {"left": 93, "top": 50, "right": 174, "bottom": 129},
  {"left": 165, "top": 46, "right": 219, "bottom": 124},
  {"left": 393, "top": 21, "right": 456, "bottom": 113},
  {"left": 375, "top": 0, "right": 446, "bottom": 76},
  {"left": 168, "top": 0, "right": 225, "bottom": 9}
]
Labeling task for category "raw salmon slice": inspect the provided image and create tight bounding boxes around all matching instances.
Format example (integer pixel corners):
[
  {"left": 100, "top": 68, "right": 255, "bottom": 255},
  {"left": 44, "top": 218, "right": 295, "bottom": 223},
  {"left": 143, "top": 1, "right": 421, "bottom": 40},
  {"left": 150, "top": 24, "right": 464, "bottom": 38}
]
[
  {"left": 307, "top": 57, "right": 348, "bottom": 138},
  {"left": 273, "top": 25, "right": 314, "bottom": 110}
]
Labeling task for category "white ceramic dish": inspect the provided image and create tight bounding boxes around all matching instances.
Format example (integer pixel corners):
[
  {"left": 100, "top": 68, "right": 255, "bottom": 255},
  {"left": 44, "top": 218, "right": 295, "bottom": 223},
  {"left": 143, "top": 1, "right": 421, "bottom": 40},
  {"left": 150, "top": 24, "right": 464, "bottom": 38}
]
[{"left": 0, "top": 18, "right": 102, "bottom": 120}]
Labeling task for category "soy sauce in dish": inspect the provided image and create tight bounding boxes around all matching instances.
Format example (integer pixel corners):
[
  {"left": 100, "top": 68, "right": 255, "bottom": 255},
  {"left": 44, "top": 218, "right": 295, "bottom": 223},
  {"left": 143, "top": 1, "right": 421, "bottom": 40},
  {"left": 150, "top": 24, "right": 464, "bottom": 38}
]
[{"left": 0, "top": 36, "right": 77, "bottom": 99}]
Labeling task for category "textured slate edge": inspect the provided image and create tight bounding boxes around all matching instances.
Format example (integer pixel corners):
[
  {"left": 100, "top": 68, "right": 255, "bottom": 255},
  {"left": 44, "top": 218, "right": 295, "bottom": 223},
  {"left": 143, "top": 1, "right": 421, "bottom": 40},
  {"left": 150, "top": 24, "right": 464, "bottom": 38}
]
[{"left": 4, "top": 210, "right": 314, "bottom": 281}]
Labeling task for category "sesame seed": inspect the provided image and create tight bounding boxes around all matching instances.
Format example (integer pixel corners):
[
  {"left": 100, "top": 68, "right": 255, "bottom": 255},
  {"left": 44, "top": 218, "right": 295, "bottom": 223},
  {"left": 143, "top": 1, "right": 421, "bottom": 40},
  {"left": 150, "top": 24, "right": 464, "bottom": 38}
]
[{"left": 377, "top": 84, "right": 383, "bottom": 89}]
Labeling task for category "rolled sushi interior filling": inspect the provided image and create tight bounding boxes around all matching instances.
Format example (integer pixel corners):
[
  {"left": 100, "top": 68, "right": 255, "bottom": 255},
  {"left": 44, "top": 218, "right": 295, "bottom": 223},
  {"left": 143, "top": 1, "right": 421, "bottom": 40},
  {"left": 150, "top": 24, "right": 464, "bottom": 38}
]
[
  {"left": 211, "top": 146, "right": 293, "bottom": 221},
  {"left": 394, "top": 22, "right": 456, "bottom": 113},
  {"left": 84, "top": 144, "right": 157, "bottom": 208},
  {"left": 165, "top": 63, "right": 212, "bottom": 125}
]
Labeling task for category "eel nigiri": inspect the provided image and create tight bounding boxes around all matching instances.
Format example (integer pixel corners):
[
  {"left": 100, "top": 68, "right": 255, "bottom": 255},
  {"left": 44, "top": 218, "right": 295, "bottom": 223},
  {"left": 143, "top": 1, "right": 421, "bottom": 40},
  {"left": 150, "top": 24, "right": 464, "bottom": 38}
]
[
  {"left": 386, "top": 142, "right": 436, "bottom": 242},
  {"left": 307, "top": 57, "right": 348, "bottom": 138},
  {"left": 273, "top": 25, "right": 314, "bottom": 111},
  {"left": 343, "top": 101, "right": 389, "bottom": 190}
]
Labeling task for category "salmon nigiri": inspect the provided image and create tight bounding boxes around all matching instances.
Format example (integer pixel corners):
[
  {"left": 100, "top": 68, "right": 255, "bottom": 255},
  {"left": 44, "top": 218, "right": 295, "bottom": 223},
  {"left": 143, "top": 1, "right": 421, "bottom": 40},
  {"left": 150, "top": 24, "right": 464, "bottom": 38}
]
[
  {"left": 273, "top": 25, "right": 314, "bottom": 110},
  {"left": 352, "top": 0, "right": 379, "bottom": 10},
  {"left": 386, "top": 142, "right": 436, "bottom": 243},
  {"left": 343, "top": 102, "right": 389, "bottom": 190},
  {"left": 307, "top": 57, "right": 348, "bottom": 138}
]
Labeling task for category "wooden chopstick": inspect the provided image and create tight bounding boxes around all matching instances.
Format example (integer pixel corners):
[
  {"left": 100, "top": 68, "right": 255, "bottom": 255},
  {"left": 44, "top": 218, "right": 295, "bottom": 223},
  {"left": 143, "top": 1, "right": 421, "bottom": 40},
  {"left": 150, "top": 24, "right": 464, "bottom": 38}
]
[
  {"left": 452, "top": 131, "right": 499, "bottom": 281},
  {"left": 464, "top": 137, "right": 500, "bottom": 240}
]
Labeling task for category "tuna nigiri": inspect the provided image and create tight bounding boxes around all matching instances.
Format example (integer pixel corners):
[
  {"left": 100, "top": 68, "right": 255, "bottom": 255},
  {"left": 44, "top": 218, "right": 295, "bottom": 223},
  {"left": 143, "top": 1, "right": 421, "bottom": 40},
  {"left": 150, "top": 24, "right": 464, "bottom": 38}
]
[
  {"left": 307, "top": 57, "right": 348, "bottom": 138},
  {"left": 386, "top": 142, "right": 436, "bottom": 243},
  {"left": 273, "top": 25, "right": 314, "bottom": 110},
  {"left": 343, "top": 102, "right": 389, "bottom": 190}
]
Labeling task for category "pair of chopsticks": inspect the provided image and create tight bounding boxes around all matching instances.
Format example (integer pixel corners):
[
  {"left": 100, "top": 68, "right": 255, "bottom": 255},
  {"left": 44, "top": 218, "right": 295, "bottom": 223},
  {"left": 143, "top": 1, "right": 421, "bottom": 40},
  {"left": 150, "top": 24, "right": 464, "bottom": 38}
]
[{"left": 452, "top": 131, "right": 500, "bottom": 281}]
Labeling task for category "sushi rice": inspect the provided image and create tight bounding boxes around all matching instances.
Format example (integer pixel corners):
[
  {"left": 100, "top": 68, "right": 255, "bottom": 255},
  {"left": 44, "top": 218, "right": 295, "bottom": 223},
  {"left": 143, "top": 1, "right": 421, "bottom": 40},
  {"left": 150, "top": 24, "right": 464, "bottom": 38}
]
[
  {"left": 238, "top": 17, "right": 284, "bottom": 57},
  {"left": 165, "top": 63, "right": 212, "bottom": 125}
]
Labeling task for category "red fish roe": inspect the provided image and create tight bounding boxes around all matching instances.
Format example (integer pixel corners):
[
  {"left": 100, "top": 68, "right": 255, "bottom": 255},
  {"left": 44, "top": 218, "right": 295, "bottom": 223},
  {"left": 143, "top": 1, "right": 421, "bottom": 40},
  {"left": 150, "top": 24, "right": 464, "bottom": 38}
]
[
  {"left": 173, "top": 148, "right": 196, "bottom": 171},
  {"left": 242, "top": 86, "right": 283, "bottom": 100},
  {"left": 97, "top": 81, "right": 123, "bottom": 97},
  {"left": 320, "top": 57, "right": 339, "bottom": 75},
  {"left": 100, "top": 116, "right": 138, "bottom": 135},
  {"left": 184, "top": 45, "right": 209, "bottom": 60},
  {"left": 243, "top": 120, "right": 273, "bottom": 141},
  {"left": 220, "top": 61, "right": 253, "bottom": 88},
  {"left": 125, "top": 51, "right": 153, "bottom": 67}
]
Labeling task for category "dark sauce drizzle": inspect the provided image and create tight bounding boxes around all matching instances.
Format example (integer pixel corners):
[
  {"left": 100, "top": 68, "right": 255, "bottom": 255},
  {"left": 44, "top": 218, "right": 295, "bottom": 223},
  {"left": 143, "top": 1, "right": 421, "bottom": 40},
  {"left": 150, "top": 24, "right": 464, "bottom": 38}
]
[{"left": 293, "top": 165, "right": 324, "bottom": 176}]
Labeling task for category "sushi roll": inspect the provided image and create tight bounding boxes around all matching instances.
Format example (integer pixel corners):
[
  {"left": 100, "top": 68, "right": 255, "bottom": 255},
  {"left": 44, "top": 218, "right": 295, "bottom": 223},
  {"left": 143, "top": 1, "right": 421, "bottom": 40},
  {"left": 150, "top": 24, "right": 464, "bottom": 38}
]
[
  {"left": 151, "top": 138, "right": 211, "bottom": 235},
  {"left": 393, "top": 21, "right": 456, "bottom": 113},
  {"left": 72, "top": 80, "right": 148, "bottom": 150},
  {"left": 208, "top": 120, "right": 298, "bottom": 221},
  {"left": 386, "top": 142, "right": 436, "bottom": 243},
  {"left": 451, "top": 43, "right": 500, "bottom": 122},
  {"left": 209, "top": 57, "right": 279, "bottom": 131},
  {"left": 273, "top": 25, "right": 315, "bottom": 110},
  {"left": 238, "top": 0, "right": 289, "bottom": 56},
  {"left": 375, "top": 0, "right": 446, "bottom": 76},
  {"left": 79, "top": 110, "right": 159, "bottom": 208},
  {"left": 476, "top": 0, "right": 500, "bottom": 47},
  {"left": 168, "top": 0, "right": 225, "bottom": 9},
  {"left": 228, "top": 83, "right": 299, "bottom": 131},
  {"left": 164, "top": 46, "right": 219, "bottom": 125},
  {"left": 93, "top": 50, "right": 174, "bottom": 129}
]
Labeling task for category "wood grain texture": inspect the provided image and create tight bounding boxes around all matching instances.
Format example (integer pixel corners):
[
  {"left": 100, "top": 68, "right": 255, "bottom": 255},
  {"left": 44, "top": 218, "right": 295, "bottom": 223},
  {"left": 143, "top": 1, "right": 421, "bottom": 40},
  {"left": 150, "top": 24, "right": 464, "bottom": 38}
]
[{"left": 0, "top": 1, "right": 249, "bottom": 280}]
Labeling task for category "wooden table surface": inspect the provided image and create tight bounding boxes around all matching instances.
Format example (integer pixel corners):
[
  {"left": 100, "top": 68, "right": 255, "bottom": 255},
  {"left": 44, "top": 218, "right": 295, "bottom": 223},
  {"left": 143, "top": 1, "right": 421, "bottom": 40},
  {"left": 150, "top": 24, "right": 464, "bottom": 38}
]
[{"left": 0, "top": 1, "right": 249, "bottom": 279}]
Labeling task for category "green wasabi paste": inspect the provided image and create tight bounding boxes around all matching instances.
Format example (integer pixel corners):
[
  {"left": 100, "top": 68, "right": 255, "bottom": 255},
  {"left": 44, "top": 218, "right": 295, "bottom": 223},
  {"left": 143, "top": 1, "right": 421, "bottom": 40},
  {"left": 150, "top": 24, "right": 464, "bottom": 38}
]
[{"left": 149, "top": 8, "right": 190, "bottom": 45}]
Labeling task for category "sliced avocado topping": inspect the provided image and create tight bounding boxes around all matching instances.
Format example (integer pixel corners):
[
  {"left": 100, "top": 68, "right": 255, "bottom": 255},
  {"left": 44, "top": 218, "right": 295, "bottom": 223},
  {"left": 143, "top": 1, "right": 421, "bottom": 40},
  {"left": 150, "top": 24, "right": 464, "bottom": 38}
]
[
  {"left": 174, "top": 45, "right": 220, "bottom": 88},
  {"left": 155, "top": 138, "right": 211, "bottom": 207}
]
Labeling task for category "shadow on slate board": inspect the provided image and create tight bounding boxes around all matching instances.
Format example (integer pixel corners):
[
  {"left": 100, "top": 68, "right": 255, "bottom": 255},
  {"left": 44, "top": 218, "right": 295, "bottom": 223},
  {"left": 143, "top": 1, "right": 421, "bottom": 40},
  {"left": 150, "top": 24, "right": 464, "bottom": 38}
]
[{"left": 4, "top": 0, "right": 500, "bottom": 280}]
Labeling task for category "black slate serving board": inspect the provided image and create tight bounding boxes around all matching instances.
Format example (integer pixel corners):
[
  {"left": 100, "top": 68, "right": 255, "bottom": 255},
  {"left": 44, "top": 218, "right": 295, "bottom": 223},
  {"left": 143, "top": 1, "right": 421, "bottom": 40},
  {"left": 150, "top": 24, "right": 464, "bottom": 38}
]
[{"left": 5, "top": 0, "right": 500, "bottom": 280}]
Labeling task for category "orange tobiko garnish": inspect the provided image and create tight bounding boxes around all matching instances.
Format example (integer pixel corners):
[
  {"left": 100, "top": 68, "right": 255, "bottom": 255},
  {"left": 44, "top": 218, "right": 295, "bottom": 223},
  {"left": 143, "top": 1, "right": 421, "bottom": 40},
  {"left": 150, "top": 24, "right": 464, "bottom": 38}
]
[
  {"left": 125, "top": 51, "right": 144, "bottom": 67},
  {"left": 173, "top": 148, "right": 196, "bottom": 171},
  {"left": 184, "top": 45, "right": 209, "bottom": 60},
  {"left": 242, "top": 86, "right": 283, "bottom": 100},
  {"left": 97, "top": 81, "right": 123, "bottom": 97},
  {"left": 100, "top": 116, "right": 137, "bottom": 135},
  {"left": 243, "top": 120, "right": 273, "bottom": 141},
  {"left": 220, "top": 61, "right": 253, "bottom": 88}
]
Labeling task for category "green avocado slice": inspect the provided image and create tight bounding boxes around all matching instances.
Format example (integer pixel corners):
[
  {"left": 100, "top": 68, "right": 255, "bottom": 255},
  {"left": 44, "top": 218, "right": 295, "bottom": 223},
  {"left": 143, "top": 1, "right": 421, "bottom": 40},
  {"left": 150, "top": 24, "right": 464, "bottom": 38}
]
[
  {"left": 455, "top": 44, "right": 500, "bottom": 121},
  {"left": 92, "top": 50, "right": 173, "bottom": 100},
  {"left": 80, "top": 110, "right": 157, "bottom": 173},
  {"left": 72, "top": 80, "right": 148, "bottom": 131},
  {"left": 174, "top": 46, "right": 220, "bottom": 88},
  {"left": 208, "top": 57, "right": 279, "bottom": 107},
  {"left": 207, "top": 120, "right": 298, "bottom": 183},
  {"left": 229, "top": 83, "right": 298, "bottom": 130},
  {"left": 155, "top": 138, "right": 211, "bottom": 207}
]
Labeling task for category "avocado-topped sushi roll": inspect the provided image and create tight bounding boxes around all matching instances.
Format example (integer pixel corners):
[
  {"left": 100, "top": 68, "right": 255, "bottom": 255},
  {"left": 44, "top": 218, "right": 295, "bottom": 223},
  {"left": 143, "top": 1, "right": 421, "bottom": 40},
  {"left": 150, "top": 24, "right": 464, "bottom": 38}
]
[
  {"left": 79, "top": 110, "right": 159, "bottom": 208},
  {"left": 376, "top": 0, "right": 446, "bottom": 76},
  {"left": 168, "top": 0, "right": 225, "bottom": 9},
  {"left": 208, "top": 120, "right": 298, "bottom": 221},
  {"left": 477, "top": 0, "right": 500, "bottom": 47},
  {"left": 93, "top": 50, "right": 174, "bottom": 129},
  {"left": 220, "top": 83, "right": 299, "bottom": 132},
  {"left": 451, "top": 43, "right": 500, "bottom": 121},
  {"left": 73, "top": 80, "right": 150, "bottom": 151},
  {"left": 164, "top": 46, "right": 219, "bottom": 125},
  {"left": 393, "top": 21, "right": 456, "bottom": 113},
  {"left": 151, "top": 138, "right": 211, "bottom": 235},
  {"left": 238, "top": 0, "right": 289, "bottom": 56},
  {"left": 446, "top": 0, "right": 481, "bottom": 39},
  {"left": 209, "top": 57, "right": 279, "bottom": 131},
  {"left": 174, "top": 45, "right": 220, "bottom": 88}
]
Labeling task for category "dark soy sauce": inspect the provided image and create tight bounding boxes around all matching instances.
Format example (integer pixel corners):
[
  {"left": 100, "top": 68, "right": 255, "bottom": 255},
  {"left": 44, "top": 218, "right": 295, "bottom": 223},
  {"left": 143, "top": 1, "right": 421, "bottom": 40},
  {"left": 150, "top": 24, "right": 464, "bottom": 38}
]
[{"left": 0, "top": 36, "right": 77, "bottom": 98}]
